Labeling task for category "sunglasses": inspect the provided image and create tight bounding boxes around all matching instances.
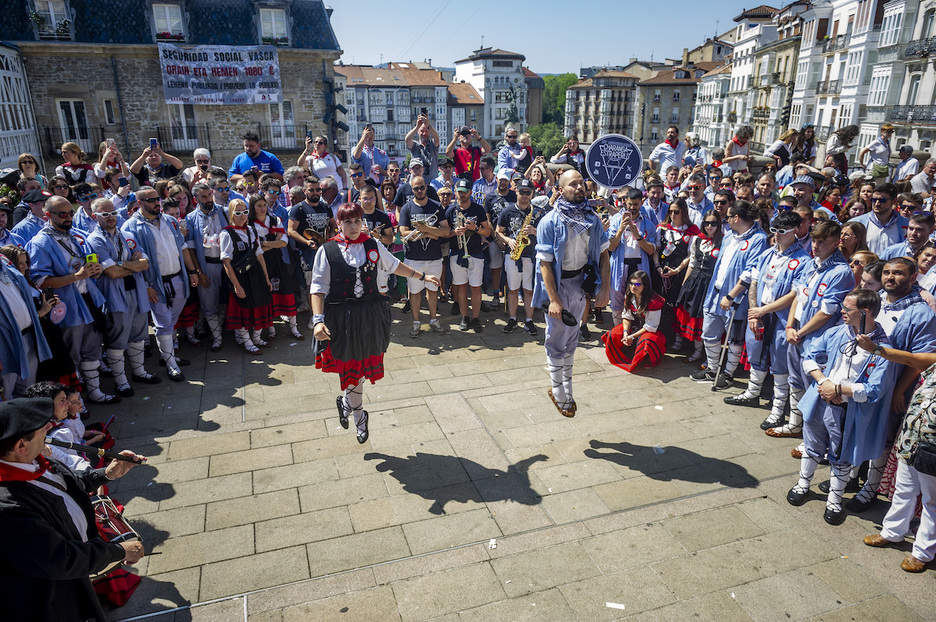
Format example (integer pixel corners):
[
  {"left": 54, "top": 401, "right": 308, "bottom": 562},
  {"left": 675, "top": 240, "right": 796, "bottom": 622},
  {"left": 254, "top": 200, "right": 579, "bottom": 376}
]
[
  {"left": 139, "top": 197, "right": 160, "bottom": 204},
  {"left": 870, "top": 197, "right": 888, "bottom": 203},
  {"left": 668, "top": 209, "right": 681, "bottom": 214},
  {"left": 233, "top": 210, "right": 250, "bottom": 216},
  {"left": 53, "top": 185, "right": 69, "bottom": 190},
  {"left": 703, "top": 221, "right": 719, "bottom": 227},
  {"left": 506, "top": 135, "right": 518, "bottom": 139},
  {"left": 719, "top": 182, "right": 734, "bottom": 187},
  {"left": 51, "top": 210, "right": 74, "bottom": 218},
  {"left": 412, "top": 185, "right": 427, "bottom": 191},
  {"left": 713, "top": 199, "right": 729, "bottom": 205},
  {"left": 688, "top": 186, "right": 703, "bottom": 191},
  {"left": 770, "top": 227, "right": 794, "bottom": 235},
  {"left": 22, "top": 160, "right": 35, "bottom": 164},
  {"left": 350, "top": 172, "right": 363, "bottom": 178},
  {"left": 518, "top": 190, "right": 533, "bottom": 195},
  {"left": 214, "top": 186, "right": 230, "bottom": 192},
  {"left": 95, "top": 211, "right": 120, "bottom": 218},
  {"left": 195, "top": 159, "right": 210, "bottom": 164},
  {"left": 900, "top": 204, "right": 918, "bottom": 210},
  {"left": 629, "top": 281, "right": 644, "bottom": 287},
  {"left": 848, "top": 259, "right": 863, "bottom": 267},
  {"left": 77, "top": 193, "right": 98, "bottom": 202}
]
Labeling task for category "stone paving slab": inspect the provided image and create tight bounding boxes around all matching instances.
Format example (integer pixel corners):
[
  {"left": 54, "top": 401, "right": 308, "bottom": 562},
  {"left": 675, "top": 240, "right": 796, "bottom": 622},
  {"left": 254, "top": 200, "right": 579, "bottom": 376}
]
[{"left": 96, "top": 312, "right": 936, "bottom": 621}]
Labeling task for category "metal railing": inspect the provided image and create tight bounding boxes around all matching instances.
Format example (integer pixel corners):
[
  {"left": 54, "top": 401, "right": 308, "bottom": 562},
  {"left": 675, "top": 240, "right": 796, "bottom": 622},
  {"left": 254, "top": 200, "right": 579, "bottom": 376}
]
[
  {"left": 905, "top": 37, "right": 936, "bottom": 58},
  {"left": 822, "top": 35, "right": 848, "bottom": 54},
  {"left": 816, "top": 80, "right": 841, "bottom": 95},
  {"left": 153, "top": 124, "right": 213, "bottom": 153},
  {"left": 890, "top": 105, "right": 936, "bottom": 124},
  {"left": 42, "top": 125, "right": 107, "bottom": 157}
]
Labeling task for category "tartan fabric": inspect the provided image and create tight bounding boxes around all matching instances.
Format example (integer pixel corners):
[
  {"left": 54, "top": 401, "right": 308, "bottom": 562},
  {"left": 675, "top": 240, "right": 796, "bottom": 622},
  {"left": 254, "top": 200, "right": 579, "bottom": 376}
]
[{"left": 224, "top": 295, "right": 273, "bottom": 331}]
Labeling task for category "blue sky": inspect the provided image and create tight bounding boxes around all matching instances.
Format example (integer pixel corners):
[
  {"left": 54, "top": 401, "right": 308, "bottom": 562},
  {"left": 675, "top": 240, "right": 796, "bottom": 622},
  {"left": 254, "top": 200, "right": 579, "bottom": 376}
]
[{"left": 328, "top": 0, "right": 769, "bottom": 74}]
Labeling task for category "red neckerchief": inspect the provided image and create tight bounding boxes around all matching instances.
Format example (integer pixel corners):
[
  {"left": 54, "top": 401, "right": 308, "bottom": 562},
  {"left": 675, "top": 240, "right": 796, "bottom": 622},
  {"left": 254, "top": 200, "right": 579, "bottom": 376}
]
[
  {"left": 732, "top": 136, "right": 747, "bottom": 147},
  {"left": 0, "top": 455, "right": 53, "bottom": 482},
  {"left": 659, "top": 223, "right": 702, "bottom": 238},
  {"left": 712, "top": 159, "right": 724, "bottom": 167},
  {"left": 311, "top": 150, "right": 329, "bottom": 160},
  {"left": 666, "top": 138, "right": 679, "bottom": 150},
  {"left": 269, "top": 227, "right": 286, "bottom": 235},
  {"left": 569, "top": 149, "right": 584, "bottom": 157},
  {"left": 229, "top": 225, "right": 251, "bottom": 231},
  {"left": 331, "top": 232, "right": 371, "bottom": 248},
  {"left": 532, "top": 179, "right": 545, "bottom": 190}
]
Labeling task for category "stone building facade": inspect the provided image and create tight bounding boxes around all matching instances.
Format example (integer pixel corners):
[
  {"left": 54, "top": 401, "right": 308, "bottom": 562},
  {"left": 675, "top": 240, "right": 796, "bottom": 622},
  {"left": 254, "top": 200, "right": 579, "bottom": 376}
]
[
  {"left": 563, "top": 70, "right": 639, "bottom": 144},
  {"left": 1, "top": 0, "right": 341, "bottom": 176}
]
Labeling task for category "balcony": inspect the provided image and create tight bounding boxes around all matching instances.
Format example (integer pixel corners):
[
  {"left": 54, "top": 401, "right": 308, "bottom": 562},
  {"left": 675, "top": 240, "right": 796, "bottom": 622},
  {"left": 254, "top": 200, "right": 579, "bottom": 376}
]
[
  {"left": 42, "top": 125, "right": 106, "bottom": 157},
  {"left": 816, "top": 80, "right": 841, "bottom": 95},
  {"left": 905, "top": 37, "right": 936, "bottom": 59},
  {"left": 821, "top": 35, "right": 848, "bottom": 55},
  {"left": 751, "top": 108, "right": 770, "bottom": 120},
  {"left": 877, "top": 47, "right": 902, "bottom": 63},
  {"left": 890, "top": 105, "right": 936, "bottom": 124}
]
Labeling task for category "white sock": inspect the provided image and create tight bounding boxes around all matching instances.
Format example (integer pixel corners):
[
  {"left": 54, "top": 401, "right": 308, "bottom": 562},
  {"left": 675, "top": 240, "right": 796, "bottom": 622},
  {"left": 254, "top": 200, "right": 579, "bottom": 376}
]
[
  {"left": 724, "top": 343, "right": 743, "bottom": 375},
  {"left": 788, "top": 388, "right": 805, "bottom": 428},
  {"left": 546, "top": 355, "right": 568, "bottom": 406},
  {"left": 156, "top": 334, "right": 179, "bottom": 373},
  {"left": 79, "top": 360, "right": 106, "bottom": 401},
  {"left": 127, "top": 341, "right": 148, "bottom": 377},
  {"left": 741, "top": 368, "right": 768, "bottom": 398},
  {"left": 827, "top": 464, "right": 852, "bottom": 512},
  {"left": 562, "top": 353, "right": 575, "bottom": 404},
  {"left": 855, "top": 454, "right": 888, "bottom": 503},
  {"left": 795, "top": 455, "right": 819, "bottom": 493},
  {"left": 207, "top": 313, "right": 224, "bottom": 344},
  {"left": 105, "top": 348, "right": 129, "bottom": 389},
  {"left": 769, "top": 373, "right": 790, "bottom": 419},
  {"left": 345, "top": 383, "right": 367, "bottom": 433}
]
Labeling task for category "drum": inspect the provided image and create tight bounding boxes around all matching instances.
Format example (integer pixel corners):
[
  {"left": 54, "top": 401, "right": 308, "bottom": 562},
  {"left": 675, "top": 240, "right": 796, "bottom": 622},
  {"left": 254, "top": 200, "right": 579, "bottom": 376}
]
[{"left": 90, "top": 495, "right": 139, "bottom": 580}]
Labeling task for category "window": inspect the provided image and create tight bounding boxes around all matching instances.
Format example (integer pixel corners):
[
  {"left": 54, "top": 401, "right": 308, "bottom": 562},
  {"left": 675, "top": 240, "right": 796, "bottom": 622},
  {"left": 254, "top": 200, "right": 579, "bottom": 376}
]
[
  {"left": 103, "top": 99, "right": 116, "bottom": 125},
  {"left": 386, "top": 108, "right": 394, "bottom": 122},
  {"left": 168, "top": 103, "right": 197, "bottom": 151},
  {"left": 671, "top": 108, "right": 679, "bottom": 124},
  {"left": 795, "top": 61, "right": 808, "bottom": 90},
  {"left": 493, "top": 60, "right": 513, "bottom": 68},
  {"left": 260, "top": 8, "right": 288, "bottom": 45},
  {"left": 385, "top": 92, "right": 393, "bottom": 106},
  {"left": 452, "top": 108, "right": 465, "bottom": 128},
  {"left": 57, "top": 99, "right": 90, "bottom": 151},
  {"left": 33, "top": 0, "right": 71, "bottom": 39},
  {"left": 373, "top": 125, "right": 385, "bottom": 141},
  {"left": 651, "top": 107, "right": 660, "bottom": 123},
  {"left": 868, "top": 68, "right": 891, "bottom": 106},
  {"left": 673, "top": 91, "right": 680, "bottom": 102},
  {"left": 908, "top": 75, "right": 922, "bottom": 105},
  {"left": 650, "top": 128, "right": 659, "bottom": 141},
  {"left": 153, "top": 3, "right": 184, "bottom": 41},
  {"left": 653, "top": 90, "right": 661, "bottom": 102},
  {"left": 470, "top": 110, "right": 477, "bottom": 122},
  {"left": 880, "top": 8, "right": 903, "bottom": 47}
]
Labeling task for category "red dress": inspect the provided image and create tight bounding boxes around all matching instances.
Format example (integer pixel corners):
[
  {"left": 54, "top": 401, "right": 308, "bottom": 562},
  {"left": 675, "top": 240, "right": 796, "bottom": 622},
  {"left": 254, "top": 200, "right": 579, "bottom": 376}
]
[{"left": 602, "top": 294, "right": 667, "bottom": 372}]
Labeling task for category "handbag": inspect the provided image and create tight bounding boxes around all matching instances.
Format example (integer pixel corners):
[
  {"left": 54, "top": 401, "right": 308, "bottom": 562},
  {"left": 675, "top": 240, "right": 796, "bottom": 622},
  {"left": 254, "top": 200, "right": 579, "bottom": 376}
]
[
  {"left": 871, "top": 163, "right": 889, "bottom": 178},
  {"left": 911, "top": 442, "right": 936, "bottom": 477}
]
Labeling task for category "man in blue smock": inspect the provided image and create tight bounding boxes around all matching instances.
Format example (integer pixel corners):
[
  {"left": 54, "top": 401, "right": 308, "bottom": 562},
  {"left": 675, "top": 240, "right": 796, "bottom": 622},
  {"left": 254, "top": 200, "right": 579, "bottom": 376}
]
[
  {"left": 690, "top": 201, "right": 768, "bottom": 390},
  {"left": 0, "top": 255, "right": 51, "bottom": 399},
  {"left": 228, "top": 132, "right": 285, "bottom": 183},
  {"left": 851, "top": 183, "right": 908, "bottom": 255}
]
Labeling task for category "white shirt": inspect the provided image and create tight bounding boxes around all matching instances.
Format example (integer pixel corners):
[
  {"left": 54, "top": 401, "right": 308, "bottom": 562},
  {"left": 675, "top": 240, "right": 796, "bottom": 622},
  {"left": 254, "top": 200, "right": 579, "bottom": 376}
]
[
  {"left": 864, "top": 137, "right": 891, "bottom": 170},
  {"left": 623, "top": 305, "right": 661, "bottom": 332},
  {"left": 894, "top": 157, "right": 919, "bottom": 182},
  {"left": 714, "top": 231, "right": 743, "bottom": 290},
  {"left": 802, "top": 328, "right": 870, "bottom": 402},
  {"left": 0, "top": 458, "right": 89, "bottom": 540},
  {"left": 562, "top": 225, "right": 589, "bottom": 271},
  {"left": 48, "top": 424, "right": 91, "bottom": 471},
  {"left": 308, "top": 153, "right": 345, "bottom": 191},
  {"left": 310, "top": 239, "right": 400, "bottom": 295},
  {"left": 755, "top": 247, "right": 789, "bottom": 306},
  {"left": 145, "top": 217, "right": 182, "bottom": 276},
  {"left": 0, "top": 274, "right": 32, "bottom": 331},
  {"left": 877, "top": 296, "right": 909, "bottom": 337},
  {"left": 183, "top": 208, "right": 224, "bottom": 259},
  {"left": 649, "top": 141, "right": 686, "bottom": 172},
  {"left": 220, "top": 228, "right": 264, "bottom": 260}
]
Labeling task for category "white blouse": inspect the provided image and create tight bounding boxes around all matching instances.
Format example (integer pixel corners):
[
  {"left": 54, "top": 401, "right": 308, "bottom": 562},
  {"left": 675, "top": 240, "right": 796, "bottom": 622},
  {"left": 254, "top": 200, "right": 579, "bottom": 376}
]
[
  {"left": 220, "top": 228, "right": 264, "bottom": 260},
  {"left": 310, "top": 240, "right": 400, "bottom": 296}
]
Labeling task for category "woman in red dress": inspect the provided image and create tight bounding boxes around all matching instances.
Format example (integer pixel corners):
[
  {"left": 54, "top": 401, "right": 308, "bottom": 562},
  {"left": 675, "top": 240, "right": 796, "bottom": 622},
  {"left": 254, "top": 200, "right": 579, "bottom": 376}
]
[{"left": 602, "top": 270, "right": 667, "bottom": 372}]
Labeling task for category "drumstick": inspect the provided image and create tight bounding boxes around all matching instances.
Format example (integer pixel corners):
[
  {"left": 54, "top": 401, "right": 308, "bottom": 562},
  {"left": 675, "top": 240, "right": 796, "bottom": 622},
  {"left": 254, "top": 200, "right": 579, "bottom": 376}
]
[{"left": 45, "top": 438, "right": 146, "bottom": 464}]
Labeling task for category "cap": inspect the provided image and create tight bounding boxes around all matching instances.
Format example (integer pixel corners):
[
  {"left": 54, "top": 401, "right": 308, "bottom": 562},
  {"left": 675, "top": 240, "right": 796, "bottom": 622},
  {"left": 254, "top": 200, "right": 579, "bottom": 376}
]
[
  {"left": 409, "top": 158, "right": 424, "bottom": 169},
  {"left": 455, "top": 179, "right": 471, "bottom": 192},
  {"left": 22, "top": 189, "right": 52, "bottom": 203},
  {"left": 0, "top": 397, "right": 53, "bottom": 445},
  {"left": 497, "top": 168, "right": 515, "bottom": 181},
  {"left": 899, "top": 145, "right": 915, "bottom": 155},
  {"left": 0, "top": 201, "right": 13, "bottom": 214},
  {"left": 440, "top": 158, "right": 455, "bottom": 167},
  {"left": 791, "top": 175, "right": 816, "bottom": 189},
  {"left": 516, "top": 179, "right": 534, "bottom": 191}
]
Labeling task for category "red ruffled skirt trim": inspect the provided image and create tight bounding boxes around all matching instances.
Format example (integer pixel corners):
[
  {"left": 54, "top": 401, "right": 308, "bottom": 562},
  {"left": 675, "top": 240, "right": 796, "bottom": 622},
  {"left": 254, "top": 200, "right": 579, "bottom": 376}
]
[
  {"left": 315, "top": 344, "right": 385, "bottom": 390},
  {"left": 270, "top": 292, "right": 297, "bottom": 317},
  {"left": 224, "top": 294, "right": 273, "bottom": 330},
  {"left": 175, "top": 299, "right": 200, "bottom": 329},
  {"left": 675, "top": 305, "right": 703, "bottom": 341},
  {"left": 601, "top": 324, "right": 666, "bottom": 372}
]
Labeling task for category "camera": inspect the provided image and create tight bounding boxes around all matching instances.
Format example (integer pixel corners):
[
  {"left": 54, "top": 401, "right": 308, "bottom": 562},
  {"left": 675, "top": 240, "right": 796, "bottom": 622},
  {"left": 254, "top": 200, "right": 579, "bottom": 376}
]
[{"left": 534, "top": 149, "right": 543, "bottom": 158}]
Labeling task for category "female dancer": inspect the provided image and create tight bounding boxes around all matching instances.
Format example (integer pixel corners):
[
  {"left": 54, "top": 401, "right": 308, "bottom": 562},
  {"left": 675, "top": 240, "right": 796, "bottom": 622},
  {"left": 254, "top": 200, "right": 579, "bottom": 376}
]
[
  {"left": 249, "top": 193, "right": 302, "bottom": 341},
  {"left": 675, "top": 211, "right": 724, "bottom": 363},
  {"left": 602, "top": 270, "right": 667, "bottom": 372},
  {"left": 655, "top": 198, "right": 700, "bottom": 351},
  {"left": 311, "top": 203, "right": 441, "bottom": 443},
  {"left": 222, "top": 199, "right": 273, "bottom": 353}
]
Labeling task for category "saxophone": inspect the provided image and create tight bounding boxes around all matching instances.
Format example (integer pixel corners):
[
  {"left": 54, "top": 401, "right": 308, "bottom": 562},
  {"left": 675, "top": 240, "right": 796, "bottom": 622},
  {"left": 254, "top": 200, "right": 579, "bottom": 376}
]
[
  {"left": 454, "top": 210, "right": 470, "bottom": 259},
  {"left": 510, "top": 210, "right": 533, "bottom": 261}
]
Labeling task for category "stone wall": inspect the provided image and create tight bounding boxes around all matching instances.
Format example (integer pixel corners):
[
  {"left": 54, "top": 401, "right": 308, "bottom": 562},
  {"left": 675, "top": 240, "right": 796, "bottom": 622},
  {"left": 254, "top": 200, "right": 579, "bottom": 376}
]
[{"left": 21, "top": 43, "right": 339, "bottom": 180}]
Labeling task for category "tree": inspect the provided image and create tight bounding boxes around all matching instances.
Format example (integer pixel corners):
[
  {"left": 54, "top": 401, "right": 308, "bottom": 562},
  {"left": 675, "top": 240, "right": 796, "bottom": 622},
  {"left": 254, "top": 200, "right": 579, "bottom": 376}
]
[
  {"left": 542, "top": 73, "right": 578, "bottom": 125},
  {"left": 526, "top": 122, "right": 565, "bottom": 162}
]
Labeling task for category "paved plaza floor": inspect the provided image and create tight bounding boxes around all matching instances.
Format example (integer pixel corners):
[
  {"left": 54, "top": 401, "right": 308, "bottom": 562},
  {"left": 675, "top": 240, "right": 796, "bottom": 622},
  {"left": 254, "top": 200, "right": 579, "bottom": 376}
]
[{"left": 97, "top": 306, "right": 934, "bottom": 621}]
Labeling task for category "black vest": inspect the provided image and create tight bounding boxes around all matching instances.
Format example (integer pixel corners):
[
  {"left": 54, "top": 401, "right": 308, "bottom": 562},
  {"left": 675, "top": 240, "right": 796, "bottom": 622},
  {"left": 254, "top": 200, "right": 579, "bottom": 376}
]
[{"left": 323, "top": 238, "right": 382, "bottom": 303}]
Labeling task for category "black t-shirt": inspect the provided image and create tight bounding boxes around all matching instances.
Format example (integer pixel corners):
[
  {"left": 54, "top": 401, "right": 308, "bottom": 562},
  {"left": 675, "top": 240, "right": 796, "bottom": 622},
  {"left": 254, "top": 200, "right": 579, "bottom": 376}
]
[
  {"left": 445, "top": 202, "right": 488, "bottom": 259},
  {"left": 483, "top": 190, "right": 517, "bottom": 236},
  {"left": 400, "top": 198, "right": 446, "bottom": 261},
  {"left": 394, "top": 182, "right": 439, "bottom": 208},
  {"left": 133, "top": 163, "right": 180, "bottom": 187},
  {"left": 497, "top": 203, "right": 543, "bottom": 260},
  {"left": 362, "top": 208, "right": 393, "bottom": 245},
  {"left": 289, "top": 199, "right": 331, "bottom": 260}
]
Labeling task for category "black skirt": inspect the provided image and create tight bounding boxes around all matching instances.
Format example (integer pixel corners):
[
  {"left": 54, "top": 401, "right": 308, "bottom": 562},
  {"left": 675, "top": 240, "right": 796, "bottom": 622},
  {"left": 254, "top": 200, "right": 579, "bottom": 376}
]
[
  {"left": 676, "top": 257, "right": 715, "bottom": 318},
  {"left": 316, "top": 295, "right": 392, "bottom": 363}
]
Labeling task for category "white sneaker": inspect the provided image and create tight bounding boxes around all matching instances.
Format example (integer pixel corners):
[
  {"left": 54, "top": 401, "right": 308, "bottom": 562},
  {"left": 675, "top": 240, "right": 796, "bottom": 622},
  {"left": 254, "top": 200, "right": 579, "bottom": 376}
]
[{"left": 410, "top": 323, "right": 421, "bottom": 338}]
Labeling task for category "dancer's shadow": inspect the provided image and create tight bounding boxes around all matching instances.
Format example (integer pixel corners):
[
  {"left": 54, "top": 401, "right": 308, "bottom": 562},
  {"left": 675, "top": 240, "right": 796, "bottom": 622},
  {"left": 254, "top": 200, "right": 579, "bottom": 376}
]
[
  {"left": 584, "top": 439, "right": 758, "bottom": 488},
  {"left": 364, "top": 452, "right": 548, "bottom": 515}
]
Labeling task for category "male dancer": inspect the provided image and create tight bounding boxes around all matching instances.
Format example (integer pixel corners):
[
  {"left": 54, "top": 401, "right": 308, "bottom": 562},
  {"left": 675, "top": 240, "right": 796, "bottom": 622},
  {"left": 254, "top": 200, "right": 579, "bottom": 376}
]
[
  {"left": 726, "top": 210, "right": 810, "bottom": 431},
  {"left": 185, "top": 183, "right": 229, "bottom": 351},
  {"left": 533, "top": 170, "right": 610, "bottom": 417}
]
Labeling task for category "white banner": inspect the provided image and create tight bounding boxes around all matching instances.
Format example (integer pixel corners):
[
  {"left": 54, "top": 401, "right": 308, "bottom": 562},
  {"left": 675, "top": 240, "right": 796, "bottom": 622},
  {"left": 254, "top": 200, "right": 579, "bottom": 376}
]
[{"left": 158, "top": 43, "right": 282, "bottom": 105}]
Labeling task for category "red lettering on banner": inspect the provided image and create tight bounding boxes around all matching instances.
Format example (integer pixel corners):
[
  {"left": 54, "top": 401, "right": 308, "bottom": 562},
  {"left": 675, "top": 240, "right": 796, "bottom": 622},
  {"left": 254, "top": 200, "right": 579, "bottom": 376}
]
[{"left": 211, "top": 67, "right": 239, "bottom": 78}]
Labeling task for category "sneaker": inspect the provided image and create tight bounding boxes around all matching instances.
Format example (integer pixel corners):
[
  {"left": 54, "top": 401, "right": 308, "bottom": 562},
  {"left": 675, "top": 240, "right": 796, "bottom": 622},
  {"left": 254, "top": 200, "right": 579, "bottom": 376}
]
[
  {"left": 480, "top": 301, "right": 492, "bottom": 313},
  {"left": 503, "top": 318, "right": 517, "bottom": 333},
  {"left": 525, "top": 320, "right": 538, "bottom": 336},
  {"left": 409, "top": 323, "right": 421, "bottom": 338},
  {"left": 580, "top": 324, "right": 592, "bottom": 341},
  {"left": 690, "top": 368, "right": 716, "bottom": 382},
  {"left": 459, "top": 316, "right": 470, "bottom": 331},
  {"left": 470, "top": 317, "right": 483, "bottom": 332},
  {"left": 451, "top": 301, "right": 461, "bottom": 316},
  {"left": 402, "top": 300, "right": 412, "bottom": 313},
  {"left": 430, "top": 320, "right": 446, "bottom": 334},
  {"left": 714, "top": 372, "right": 733, "bottom": 390}
]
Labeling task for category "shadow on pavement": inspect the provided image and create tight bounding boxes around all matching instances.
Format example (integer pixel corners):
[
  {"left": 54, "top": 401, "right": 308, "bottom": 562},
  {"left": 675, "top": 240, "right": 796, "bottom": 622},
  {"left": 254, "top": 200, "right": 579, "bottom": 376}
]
[
  {"left": 364, "top": 451, "right": 548, "bottom": 515},
  {"left": 584, "top": 439, "right": 758, "bottom": 488}
]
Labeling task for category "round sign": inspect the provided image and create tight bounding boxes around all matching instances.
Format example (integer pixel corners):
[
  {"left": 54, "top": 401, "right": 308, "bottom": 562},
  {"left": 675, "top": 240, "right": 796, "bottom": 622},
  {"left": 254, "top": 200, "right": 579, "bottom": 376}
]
[{"left": 585, "top": 134, "right": 644, "bottom": 190}]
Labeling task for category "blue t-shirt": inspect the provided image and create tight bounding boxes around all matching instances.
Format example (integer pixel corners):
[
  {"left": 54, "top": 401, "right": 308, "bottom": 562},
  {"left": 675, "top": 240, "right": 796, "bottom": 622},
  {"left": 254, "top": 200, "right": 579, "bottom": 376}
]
[{"left": 228, "top": 150, "right": 285, "bottom": 177}]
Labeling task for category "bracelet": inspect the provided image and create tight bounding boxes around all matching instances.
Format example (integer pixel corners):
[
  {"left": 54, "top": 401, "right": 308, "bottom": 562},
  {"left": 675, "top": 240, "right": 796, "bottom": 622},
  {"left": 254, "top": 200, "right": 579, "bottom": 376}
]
[
  {"left": 836, "top": 383, "right": 842, "bottom": 397},
  {"left": 725, "top": 294, "right": 734, "bottom": 302},
  {"left": 419, "top": 273, "right": 426, "bottom": 281}
]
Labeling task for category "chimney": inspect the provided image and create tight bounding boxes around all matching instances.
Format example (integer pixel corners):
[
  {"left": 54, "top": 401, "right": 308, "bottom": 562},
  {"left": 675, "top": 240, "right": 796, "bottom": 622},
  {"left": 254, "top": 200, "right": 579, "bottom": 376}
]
[{"left": 682, "top": 47, "right": 689, "bottom": 65}]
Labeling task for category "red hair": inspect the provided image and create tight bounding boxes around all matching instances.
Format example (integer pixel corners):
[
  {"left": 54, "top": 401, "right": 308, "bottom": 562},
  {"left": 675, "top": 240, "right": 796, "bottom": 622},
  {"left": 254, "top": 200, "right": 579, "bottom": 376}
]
[{"left": 335, "top": 202, "right": 363, "bottom": 222}]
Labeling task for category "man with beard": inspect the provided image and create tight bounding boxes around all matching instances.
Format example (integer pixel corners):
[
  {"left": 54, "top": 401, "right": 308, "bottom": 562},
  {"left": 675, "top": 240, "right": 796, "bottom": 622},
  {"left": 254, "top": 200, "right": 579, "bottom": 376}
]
[
  {"left": 399, "top": 176, "right": 450, "bottom": 337},
  {"left": 641, "top": 178, "right": 668, "bottom": 225},
  {"left": 394, "top": 159, "right": 439, "bottom": 207},
  {"left": 851, "top": 183, "right": 908, "bottom": 255},
  {"left": 533, "top": 170, "right": 610, "bottom": 417},
  {"left": 446, "top": 179, "right": 491, "bottom": 332},
  {"left": 881, "top": 213, "right": 934, "bottom": 260},
  {"left": 352, "top": 125, "right": 390, "bottom": 185},
  {"left": 847, "top": 257, "right": 936, "bottom": 513},
  {"left": 648, "top": 125, "right": 686, "bottom": 173},
  {"left": 229, "top": 131, "right": 284, "bottom": 183},
  {"left": 406, "top": 112, "right": 441, "bottom": 183},
  {"left": 496, "top": 179, "right": 543, "bottom": 336},
  {"left": 483, "top": 169, "right": 518, "bottom": 310},
  {"left": 684, "top": 174, "right": 715, "bottom": 227},
  {"left": 608, "top": 188, "right": 656, "bottom": 327},
  {"left": 26, "top": 196, "right": 116, "bottom": 402},
  {"left": 86, "top": 197, "right": 158, "bottom": 394},
  {"left": 122, "top": 187, "right": 197, "bottom": 382},
  {"left": 185, "top": 183, "right": 229, "bottom": 351},
  {"left": 288, "top": 176, "right": 335, "bottom": 311},
  {"left": 446, "top": 126, "right": 491, "bottom": 183}
]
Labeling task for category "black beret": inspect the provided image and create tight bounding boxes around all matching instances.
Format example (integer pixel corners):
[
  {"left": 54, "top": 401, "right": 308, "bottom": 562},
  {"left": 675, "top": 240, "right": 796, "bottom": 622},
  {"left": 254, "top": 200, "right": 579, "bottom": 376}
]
[{"left": 0, "top": 398, "right": 53, "bottom": 445}]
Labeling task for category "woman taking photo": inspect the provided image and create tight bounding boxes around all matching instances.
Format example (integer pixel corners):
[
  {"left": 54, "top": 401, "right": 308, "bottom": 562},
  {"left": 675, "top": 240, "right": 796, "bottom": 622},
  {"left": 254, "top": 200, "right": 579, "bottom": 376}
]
[
  {"left": 222, "top": 199, "right": 273, "bottom": 354},
  {"left": 655, "top": 198, "right": 700, "bottom": 351},
  {"left": 55, "top": 142, "right": 95, "bottom": 187},
  {"left": 602, "top": 270, "right": 667, "bottom": 373},
  {"left": 249, "top": 193, "right": 302, "bottom": 342},
  {"left": 826, "top": 125, "right": 860, "bottom": 175},
  {"left": 794, "top": 124, "right": 817, "bottom": 165},
  {"left": 675, "top": 210, "right": 724, "bottom": 363},
  {"left": 299, "top": 134, "right": 348, "bottom": 191},
  {"left": 311, "top": 202, "right": 442, "bottom": 443}
]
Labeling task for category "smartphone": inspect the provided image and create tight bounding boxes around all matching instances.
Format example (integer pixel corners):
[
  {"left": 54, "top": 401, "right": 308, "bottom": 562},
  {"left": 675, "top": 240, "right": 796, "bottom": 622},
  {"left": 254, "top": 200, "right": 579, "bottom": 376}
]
[
  {"left": 860, "top": 309, "right": 867, "bottom": 334},
  {"left": 306, "top": 130, "right": 313, "bottom": 140},
  {"left": 420, "top": 107, "right": 428, "bottom": 117},
  {"left": 587, "top": 198, "right": 603, "bottom": 207},
  {"left": 149, "top": 138, "right": 158, "bottom": 150},
  {"left": 42, "top": 287, "right": 54, "bottom": 300},
  {"left": 534, "top": 149, "right": 543, "bottom": 158},
  {"left": 118, "top": 177, "right": 129, "bottom": 188},
  {"left": 106, "top": 138, "right": 116, "bottom": 149},
  {"left": 85, "top": 253, "right": 99, "bottom": 264},
  {"left": 365, "top": 123, "right": 373, "bottom": 131}
]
